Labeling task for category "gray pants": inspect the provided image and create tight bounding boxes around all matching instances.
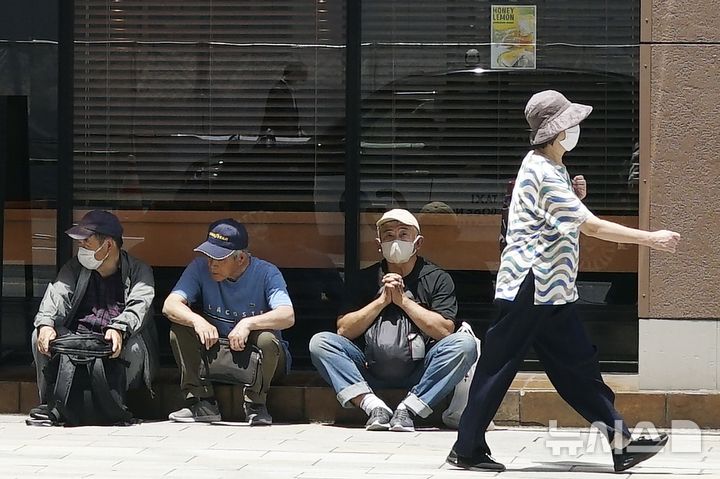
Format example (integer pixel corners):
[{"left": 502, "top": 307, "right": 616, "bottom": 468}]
[
  {"left": 169, "top": 323, "right": 285, "bottom": 405},
  {"left": 31, "top": 327, "right": 145, "bottom": 402}
]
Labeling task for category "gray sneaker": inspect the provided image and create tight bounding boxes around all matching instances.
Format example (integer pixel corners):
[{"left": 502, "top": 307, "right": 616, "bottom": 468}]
[
  {"left": 244, "top": 402, "right": 272, "bottom": 426},
  {"left": 389, "top": 408, "right": 415, "bottom": 432},
  {"left": 168, "top": 398, "right": 221, "bottom": 423},
  {"left": 365, "top": 407, "right": 391, "bottom": 431}
]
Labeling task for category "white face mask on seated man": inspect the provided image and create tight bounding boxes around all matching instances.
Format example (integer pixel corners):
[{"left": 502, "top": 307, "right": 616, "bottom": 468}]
[
  {"left": 381, "top": 238, "right": 418, "bottom": 264},
  {"left": 77, "top": 244, "right": 109, "bottom": 270}
]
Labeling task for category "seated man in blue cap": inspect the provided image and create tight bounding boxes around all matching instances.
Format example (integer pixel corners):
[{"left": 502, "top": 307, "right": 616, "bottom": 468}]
[
  {"left": 30, "top": 210, "right": 158, "bottom": 420},
  {"left": 163, "top": 219, "right": 294, "bottom": 426}
]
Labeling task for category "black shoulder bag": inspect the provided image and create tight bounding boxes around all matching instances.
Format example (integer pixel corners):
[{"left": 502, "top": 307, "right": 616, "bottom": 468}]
[{"left": 200, "top": 338, "right": 263, "bottom": 386}]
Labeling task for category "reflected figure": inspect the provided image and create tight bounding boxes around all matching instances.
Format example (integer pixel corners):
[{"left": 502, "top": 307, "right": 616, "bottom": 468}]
[
  {"left": 419, "top": 201, "right": 460, "bottom": 243},
  {"left": 464, "top": 48, "right": 481, "bottom": 67},
  {"left": 260, "top": 61, "right": 308, "bottom": 138}
]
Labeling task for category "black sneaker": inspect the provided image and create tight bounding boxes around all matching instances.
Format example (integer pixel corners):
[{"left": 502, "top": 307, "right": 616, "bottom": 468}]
[
  {"left": 613, "top": 433, "right": 669, "bottom": 472},
  {"left": 446, "top": 448, "right": 506, "bottom": 472},
  {"left": 244, "top": 402, "right": 272, "bottom": 426},
  {"left": 365, "top": 407, "right": 391, "bottom": 431},
  {"left": 168, "top": 398, "right": 221, "bottom": 423},
  {"left": 389, "top": 408, "right": 415, "bottom": 432}
]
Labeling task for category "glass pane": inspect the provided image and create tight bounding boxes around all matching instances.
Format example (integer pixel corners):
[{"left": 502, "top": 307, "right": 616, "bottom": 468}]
[
  {"left": 73, "top": 0, "right": 346, "bottom": 367},
  {"left": 0, "top": 23, "right": 58, "bottom": 360}
]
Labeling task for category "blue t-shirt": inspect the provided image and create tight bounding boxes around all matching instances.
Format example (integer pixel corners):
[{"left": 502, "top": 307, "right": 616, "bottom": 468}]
[{"left": 171, "top": 255, "right": 293, "bottom": 368}]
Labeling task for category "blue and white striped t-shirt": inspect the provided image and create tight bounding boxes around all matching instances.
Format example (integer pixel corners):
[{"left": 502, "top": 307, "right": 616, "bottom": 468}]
[{"left": 496, "top": 151, "right": 591, "bottom": 305}]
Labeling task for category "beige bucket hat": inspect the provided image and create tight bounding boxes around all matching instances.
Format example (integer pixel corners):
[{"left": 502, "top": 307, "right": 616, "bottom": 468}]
[{"left": 525, "top": 90, "right": 593, "bottom": 145}]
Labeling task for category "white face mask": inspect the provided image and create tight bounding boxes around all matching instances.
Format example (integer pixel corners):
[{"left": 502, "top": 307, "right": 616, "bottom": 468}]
[
  {"left": 381, "top": 238, "right": 419, "bottom": 264},
  {"left": 559, "top": 125, "right": 580, "bottom": 151},
  {"left": 77, "top": 244, "right": 109, "bottom": 270}
]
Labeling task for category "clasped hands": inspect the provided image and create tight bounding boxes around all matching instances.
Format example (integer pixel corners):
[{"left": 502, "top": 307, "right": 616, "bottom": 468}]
[{"left": 380, "top": 273, "right": 408, "bottom": 306}]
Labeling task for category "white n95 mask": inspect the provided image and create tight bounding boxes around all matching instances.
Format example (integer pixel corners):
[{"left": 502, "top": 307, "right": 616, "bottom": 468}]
[
  {"left": 381, "top": 238, "right": 418, "bottom": 264},
  {"left": 559, "top": 125, "right": 580, "bottom": 152}
]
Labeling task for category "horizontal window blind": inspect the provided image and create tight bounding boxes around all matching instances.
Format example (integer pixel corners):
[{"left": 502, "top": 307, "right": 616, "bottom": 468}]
[
  {"left": 74, "top": 0, "right": 346, "bottom": 211},
  {"left": 360, "top": 0, "right": 639, "bottom": 215},
  {"left": 74, "top": 0, "right": 638, "bottom": 215}
]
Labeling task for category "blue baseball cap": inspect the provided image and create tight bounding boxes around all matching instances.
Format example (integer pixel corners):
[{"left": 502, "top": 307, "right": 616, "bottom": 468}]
[
  {"left": 194, "top": 218, "right": 249, "bottom": 260},
  {"left": 66, "top": 210, "right": 123, "bottom": 240}
]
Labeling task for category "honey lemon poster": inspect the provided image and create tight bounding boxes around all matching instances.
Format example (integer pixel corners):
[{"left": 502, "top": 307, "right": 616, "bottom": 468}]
[{"left": 491, "top": 5, "right": 536, "bottom": 69}]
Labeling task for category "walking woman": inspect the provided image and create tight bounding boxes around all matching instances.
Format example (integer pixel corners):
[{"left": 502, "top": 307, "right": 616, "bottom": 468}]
[{"left": 447, "top": 90, "right": 681, "bottom": 473}]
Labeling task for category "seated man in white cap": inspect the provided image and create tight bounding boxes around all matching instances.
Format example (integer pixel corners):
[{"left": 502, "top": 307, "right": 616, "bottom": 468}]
[
  {"left": 309, "top": 209, "right": 477, "bottom": 432},
  {"left": 30, "top": 210, "right": 158, "bottom": 421},
  {"left": 163, "top": 219, "right": 294, "bottom": 426}
]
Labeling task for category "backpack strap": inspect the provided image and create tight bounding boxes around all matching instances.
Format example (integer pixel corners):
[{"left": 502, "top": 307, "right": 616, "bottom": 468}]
[
  {"left": 89, "top": 358, "right": 133, "bottom": 424},
  {"left": 48, "top": 354, "right": 79, "bottom": 425}
]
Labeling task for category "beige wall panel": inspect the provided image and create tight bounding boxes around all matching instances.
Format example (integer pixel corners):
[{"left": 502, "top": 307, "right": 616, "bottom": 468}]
[
  {"left": 647, "top": 45, "right": 720, "bottom": 318},
  {"left": 650, "top": 0, "right": 720, "bottom": 43}
]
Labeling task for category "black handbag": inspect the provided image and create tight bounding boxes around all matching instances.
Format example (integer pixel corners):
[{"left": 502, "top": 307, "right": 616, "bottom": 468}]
[{"left": 200, "top": 338, "right": 263, "bottom": 386}]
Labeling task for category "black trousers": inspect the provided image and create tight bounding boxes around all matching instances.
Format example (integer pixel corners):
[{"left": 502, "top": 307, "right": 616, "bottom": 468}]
[{"left": 453, "top": 272, "right": 630, "bottom": 457}]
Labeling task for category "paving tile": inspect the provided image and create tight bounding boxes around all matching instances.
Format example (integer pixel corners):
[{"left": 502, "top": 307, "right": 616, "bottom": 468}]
[
  {"left": 297, "top": 471, "right": 374, "bottom": 479},
  {"left": 332, "top": 442, "right": 405, "bottom": 453},
  {"left": 13, "top": 445, "right": 75, "bottom": 459},
  {"left": 260, "top": 450, "right": 325, "bottom": 465},
  {"left": 164, "top": 469, "right": 229, "bottom": 479},
  {"left": 0, "top": 465, "right": 44, "bottom": 476},
  {"left": 206, "top": 438, "right": 283, "bottom": 450}
]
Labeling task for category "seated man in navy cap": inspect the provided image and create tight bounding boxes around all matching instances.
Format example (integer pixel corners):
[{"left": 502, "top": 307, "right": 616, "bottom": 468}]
[
  {"left": 163, "top": 219, "right": 294, "bottom": 426},
  {"left": 30, "top": 210, "right": 158, "bottom": 419}
]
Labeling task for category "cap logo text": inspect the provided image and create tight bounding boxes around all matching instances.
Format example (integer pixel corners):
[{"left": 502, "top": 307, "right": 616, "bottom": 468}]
[{"left": 209, "top": 232, "right": 229, "bottom": 241}]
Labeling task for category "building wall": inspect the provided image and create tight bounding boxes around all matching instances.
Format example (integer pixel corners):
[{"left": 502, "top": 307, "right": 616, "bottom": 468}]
[{"left": 639, "top": 0, "right": 720, "bottom": 389}]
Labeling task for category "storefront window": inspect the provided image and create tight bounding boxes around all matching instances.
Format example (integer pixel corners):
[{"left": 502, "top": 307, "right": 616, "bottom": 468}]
[
  {"left": 360, "top": 0, "right": 640, "bottom": 370},
  {"left": 1, "top": 0, "right": 641, "bottom": 369}
]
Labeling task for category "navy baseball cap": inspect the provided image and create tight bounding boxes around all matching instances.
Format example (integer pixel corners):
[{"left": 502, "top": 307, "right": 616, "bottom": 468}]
[
  {"left": 194, "top": 219, "right": 249, "bottom": 260},
  {"left": 66, "top": 210, "right": 123, "bottom": 240}
]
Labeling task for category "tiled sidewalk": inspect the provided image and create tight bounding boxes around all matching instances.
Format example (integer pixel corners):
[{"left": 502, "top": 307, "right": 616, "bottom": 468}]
[{"left": 0, "top": 414, "right": 716, "bottom": 479}]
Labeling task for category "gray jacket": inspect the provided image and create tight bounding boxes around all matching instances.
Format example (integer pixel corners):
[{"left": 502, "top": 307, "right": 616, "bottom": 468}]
[{"left": 33, "top": 250, "right": 158, "bottom": 390}]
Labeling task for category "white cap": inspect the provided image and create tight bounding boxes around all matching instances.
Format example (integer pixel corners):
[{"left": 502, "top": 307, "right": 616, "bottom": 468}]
[{"left": 376, "top": 209, "right": 420, "bottom": 233}]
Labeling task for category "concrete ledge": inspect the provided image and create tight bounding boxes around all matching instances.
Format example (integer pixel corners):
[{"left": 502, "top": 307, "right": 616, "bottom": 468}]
[{"left": 4, "top": 368, "right": 719, "bottom": 428}]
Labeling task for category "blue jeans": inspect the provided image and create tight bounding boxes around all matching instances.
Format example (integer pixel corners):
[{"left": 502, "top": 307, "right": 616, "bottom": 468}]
[{"left": 309, "top": 331, "right": 477, "bottom": 418}]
